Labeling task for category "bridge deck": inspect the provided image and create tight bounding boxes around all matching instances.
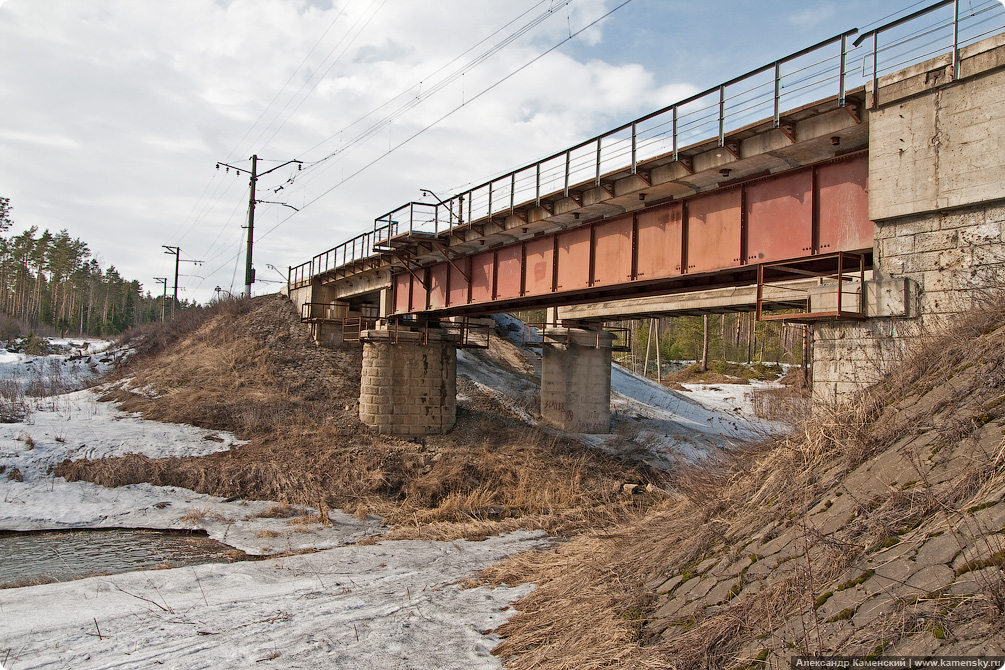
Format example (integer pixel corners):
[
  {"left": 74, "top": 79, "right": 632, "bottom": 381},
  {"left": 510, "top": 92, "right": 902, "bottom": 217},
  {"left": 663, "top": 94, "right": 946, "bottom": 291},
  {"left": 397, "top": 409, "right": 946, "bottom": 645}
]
[
  {"left": 290, "top": 2, "right": 1005, "bottom": 320},
  {"left": 386, "top": 151, "right": 873, "bottom": 318}
]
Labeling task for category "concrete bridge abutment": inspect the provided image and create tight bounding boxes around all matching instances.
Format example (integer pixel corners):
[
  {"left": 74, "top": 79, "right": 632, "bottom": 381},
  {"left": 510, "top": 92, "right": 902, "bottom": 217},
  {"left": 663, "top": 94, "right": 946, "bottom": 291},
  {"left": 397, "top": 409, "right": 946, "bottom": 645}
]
[
  {"left": 358, "top": 329, "right": 457, "bottom": 436},
  {"left": 540, "top": 327, "right": 615, "bottom": 433},
  {"left": 813, "top": 34, "right": 1005, "bottom": 402}
]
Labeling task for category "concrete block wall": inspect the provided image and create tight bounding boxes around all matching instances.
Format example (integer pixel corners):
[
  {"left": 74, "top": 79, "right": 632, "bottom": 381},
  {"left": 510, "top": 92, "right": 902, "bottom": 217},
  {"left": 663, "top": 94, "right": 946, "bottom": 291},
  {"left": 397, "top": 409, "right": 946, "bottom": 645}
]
[
  {"left": 875, "top": 203, "right": 1005, "bottom": 316},
  {"left": 359, "top": 330, "right": 457, "bottom": 436},
  {"left": 812, "top": 319, "right": 916, "bottom": 402},
  {"left": 310, "top": 321, "right": 344, "bottom": 348},
  {"left": 814, "top": 202, "right": 1005, "bottom": 401},
  {"left": 813, "top": 35, "right": 1005, "bottom": 403}
]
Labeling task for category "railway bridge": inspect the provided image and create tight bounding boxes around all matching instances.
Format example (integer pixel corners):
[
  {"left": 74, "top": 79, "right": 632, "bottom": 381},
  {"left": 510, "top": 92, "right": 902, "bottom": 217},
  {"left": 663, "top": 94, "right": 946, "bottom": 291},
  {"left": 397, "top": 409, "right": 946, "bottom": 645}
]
[{"left": 287, "top": 1, "right": 1005, "bottom": 435}]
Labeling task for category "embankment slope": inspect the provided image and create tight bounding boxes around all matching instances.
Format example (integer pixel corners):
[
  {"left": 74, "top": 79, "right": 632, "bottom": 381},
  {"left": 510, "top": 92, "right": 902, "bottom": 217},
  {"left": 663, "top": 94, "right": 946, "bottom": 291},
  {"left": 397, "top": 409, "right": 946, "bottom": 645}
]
[{"left": 485, "top": 300, "right": 1005, "bottom": 667}]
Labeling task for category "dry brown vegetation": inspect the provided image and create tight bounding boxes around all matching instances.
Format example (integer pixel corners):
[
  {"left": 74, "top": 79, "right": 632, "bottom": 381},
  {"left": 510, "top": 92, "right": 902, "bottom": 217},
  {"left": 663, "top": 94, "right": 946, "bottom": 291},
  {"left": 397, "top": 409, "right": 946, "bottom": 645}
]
[
  {"left": 50, "top": 290, "right": 1005, "bottom": 665},
  {"left": 481, "top": 296, "right": 1005, "bottom": 667},
  {"left": 56, "top": 295, "right": 656, "bottom": 538}
]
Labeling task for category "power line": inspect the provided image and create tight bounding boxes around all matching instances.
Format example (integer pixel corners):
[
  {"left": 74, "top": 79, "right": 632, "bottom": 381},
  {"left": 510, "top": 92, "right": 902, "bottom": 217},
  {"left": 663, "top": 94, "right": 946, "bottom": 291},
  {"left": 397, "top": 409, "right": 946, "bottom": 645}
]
[
  {"left": 256, "top": 0, "right": 389, "bottom": 155},
  {"left": 296, "top": 0, "right": 560, "bottom": 160},
  {"left": 284, "top": 0, "right": 582, "bottom": 198},
  {"left": 170, "top": 2, "right": 361, "bottom": 262},
  {"left": 224, "top": 0, "right": 354, "bottom": 162},
  {"left": 257, "top": 0, "right": 637, "bottom": 244},
  {"left": 260, "top": 0, "right": 569, "bottom": 208},
  {"left": 195, "top": 0, "right": 637, "bottom": 292},
  {"left": 251, "top": 0, "right": 615, "bottom": 223},
  {"left": 195, "top": 2, "right": 591, "bottom": 286}
]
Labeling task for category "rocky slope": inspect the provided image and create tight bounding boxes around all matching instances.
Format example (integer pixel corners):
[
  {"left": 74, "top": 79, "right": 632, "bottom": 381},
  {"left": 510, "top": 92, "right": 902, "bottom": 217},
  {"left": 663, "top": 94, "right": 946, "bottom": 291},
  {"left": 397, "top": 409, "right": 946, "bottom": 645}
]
[{"left": 485, "top": 300, "right": 1005, "bottom": 667}]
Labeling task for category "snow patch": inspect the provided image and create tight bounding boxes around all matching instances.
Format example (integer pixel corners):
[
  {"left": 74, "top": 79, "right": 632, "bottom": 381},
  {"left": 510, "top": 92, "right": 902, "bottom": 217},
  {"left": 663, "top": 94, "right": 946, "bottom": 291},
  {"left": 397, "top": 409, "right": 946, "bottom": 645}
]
[
  {"left": 0, "top": 356, "right": 384, "bottom": 555},
  {"left": 0, "top": 530, "right": 550, "bottom": 669}
]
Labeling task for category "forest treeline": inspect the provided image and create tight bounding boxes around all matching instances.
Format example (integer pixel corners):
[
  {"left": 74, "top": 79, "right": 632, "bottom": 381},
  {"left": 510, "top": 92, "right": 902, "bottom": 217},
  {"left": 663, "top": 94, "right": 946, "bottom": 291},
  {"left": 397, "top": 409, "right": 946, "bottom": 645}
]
[
  {"left": 513, "top": 308, "right": 808, "bottom": 374},
  {"left": 619, "top": 312, "right": 807, "bottom": 368},
  {"left": 0, "top": 196, "right": 186, "bottom": 339}
]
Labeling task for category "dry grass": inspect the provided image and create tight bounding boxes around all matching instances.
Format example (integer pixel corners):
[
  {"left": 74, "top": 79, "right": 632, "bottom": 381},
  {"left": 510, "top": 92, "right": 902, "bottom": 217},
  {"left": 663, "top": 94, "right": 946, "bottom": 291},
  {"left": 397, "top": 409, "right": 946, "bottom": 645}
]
[
  {"left": 60, "top": 290, "right": 1005, "bottom": 663},
  {"left": 0, "top": 573, "right": 60, "bottom": 590},
  {"left": 751, "top": 379, "right": 811, "bottom": 424},
  {"left": 481, "top": 292, "right": 1005, "bottom": 668},
  {"left": 57, "top": 294, "right": 656, "bottom": 541},
  {"left": 254, "top": 503, "right": 304, "bottom": 519},
  {"left": 179, "top": 507, "right": 228, "bottom": 524}
]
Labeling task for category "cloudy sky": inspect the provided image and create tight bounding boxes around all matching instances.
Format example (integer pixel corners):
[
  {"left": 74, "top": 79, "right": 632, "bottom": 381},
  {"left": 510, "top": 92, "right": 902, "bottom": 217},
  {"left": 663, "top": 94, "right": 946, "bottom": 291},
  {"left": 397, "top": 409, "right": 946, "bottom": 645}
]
[{"left": 0, "top": 0, "right": 992, "bottom": 303}]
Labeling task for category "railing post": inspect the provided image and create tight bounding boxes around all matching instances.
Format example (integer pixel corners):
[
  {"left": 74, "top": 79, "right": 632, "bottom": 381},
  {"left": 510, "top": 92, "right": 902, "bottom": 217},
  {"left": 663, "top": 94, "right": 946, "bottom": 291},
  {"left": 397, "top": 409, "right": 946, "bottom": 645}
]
[
  {"left": 595, "top": 137, "right": 602, "bottom": 186},
  {"left": 718, "top": 85, "right": 726, "bottom": 146},
  {"left": 952, "top": 0, "right": 960, "bottom": 81},
  {"left": 535, "top": 163, "right": 541, "bottom": 206},
  {"left": 631, "top": 121, "right": 638, "bottom": 174},
  {"left": 564, "top": 150, "right": 570, "bottom": 197},
  {"left": 672, "top": 106, "right": 678, "bottom": 161},
  {"left": 409, "top": 205, "right": 414, "bottom": 235},
  {"left": 837, "top": 251, "right": 844, "bottom": 314},
  {"left": 871, "top": 32, "right": 879, "bottom": 109},
  {"left": 839, "top": 33, "right": 848, "bottom": 107},
  {"left": 488, "top": 181, "right": 493, "bottom": 217},
  {"left": 773, "top": 62, "right": 782, "bottom": 127},
  {"left": 510, "top": 173, "right": 516, "bottom": 212}
]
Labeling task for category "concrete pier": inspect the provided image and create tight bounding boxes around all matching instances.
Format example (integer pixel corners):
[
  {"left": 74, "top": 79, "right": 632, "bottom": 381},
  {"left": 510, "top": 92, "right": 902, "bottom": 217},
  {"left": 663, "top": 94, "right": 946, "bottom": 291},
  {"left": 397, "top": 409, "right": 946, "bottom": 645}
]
[
  {"left": 540, "top": 327, "right": 614, "bottom": 433},
  {"left": 359, "top": 329, "right": 457, "bottom": 436}
]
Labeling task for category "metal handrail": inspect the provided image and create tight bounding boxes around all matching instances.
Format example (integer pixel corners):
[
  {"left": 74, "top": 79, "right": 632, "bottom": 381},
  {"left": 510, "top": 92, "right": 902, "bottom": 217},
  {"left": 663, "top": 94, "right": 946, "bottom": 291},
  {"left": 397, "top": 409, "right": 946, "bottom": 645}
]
[{"left": 290, "top": 1, "right": 1003, "bottom": 289}]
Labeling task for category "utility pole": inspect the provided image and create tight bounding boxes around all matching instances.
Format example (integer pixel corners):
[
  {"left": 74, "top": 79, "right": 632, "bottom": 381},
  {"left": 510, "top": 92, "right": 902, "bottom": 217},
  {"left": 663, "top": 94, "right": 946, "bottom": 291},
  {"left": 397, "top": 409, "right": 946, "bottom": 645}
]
[
  {"left": 162, "top": 246, "right": 180, "bottom": 317},
  {"left": 154, "top": 277, "right": 168, "bottom": 321},
  {"left": 216, "top": 155, "right": 302, "bottom": 299},
  {"left": 161, "top": 246, "right": 202, "bottom": 318},
  {"left": 244, "top": 154, "right": 258, "bottom": 298}
]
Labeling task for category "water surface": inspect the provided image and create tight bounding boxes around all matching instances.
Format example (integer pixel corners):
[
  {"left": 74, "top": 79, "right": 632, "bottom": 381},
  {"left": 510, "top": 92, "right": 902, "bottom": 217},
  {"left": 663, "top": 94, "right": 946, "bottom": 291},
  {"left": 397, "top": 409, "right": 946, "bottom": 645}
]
[{"left": 0, "top": 528, "right": 244, "bottom": 587}]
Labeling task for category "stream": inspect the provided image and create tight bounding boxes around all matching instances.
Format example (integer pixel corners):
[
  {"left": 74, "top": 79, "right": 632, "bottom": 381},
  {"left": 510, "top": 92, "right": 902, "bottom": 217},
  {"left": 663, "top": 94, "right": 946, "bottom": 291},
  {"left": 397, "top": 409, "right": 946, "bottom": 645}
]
[{"left": 0, "top": 528, "right": 246, "bottom": 588}]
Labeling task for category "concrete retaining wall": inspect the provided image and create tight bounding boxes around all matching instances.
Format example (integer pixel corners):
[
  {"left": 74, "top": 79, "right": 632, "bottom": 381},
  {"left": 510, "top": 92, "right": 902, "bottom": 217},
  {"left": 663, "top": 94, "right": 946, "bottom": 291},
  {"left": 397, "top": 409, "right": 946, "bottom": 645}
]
[{"left": 814, "top": 203, "right": 1005, "bottom": 400}]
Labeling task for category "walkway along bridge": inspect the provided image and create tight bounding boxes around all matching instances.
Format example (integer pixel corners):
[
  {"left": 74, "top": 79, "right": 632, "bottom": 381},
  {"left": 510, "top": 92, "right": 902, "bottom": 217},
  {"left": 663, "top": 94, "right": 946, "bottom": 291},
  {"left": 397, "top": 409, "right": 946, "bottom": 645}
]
[{"left": 287, "top": 1, "right": 1005, "bottom": 435}]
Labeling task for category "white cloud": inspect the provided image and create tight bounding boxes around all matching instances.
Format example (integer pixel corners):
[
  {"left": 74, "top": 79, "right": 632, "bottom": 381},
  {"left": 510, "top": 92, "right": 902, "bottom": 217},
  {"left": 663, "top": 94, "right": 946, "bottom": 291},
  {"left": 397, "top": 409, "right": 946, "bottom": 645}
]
[
  {"left": 6, "top": 0, "right": 916, "bottom": 303},
  {"left": 787, "top": 4, "right": 836, "bottom": 31},
  {"left": 0, "top": 0, "right": 699, "bottom": 302}
]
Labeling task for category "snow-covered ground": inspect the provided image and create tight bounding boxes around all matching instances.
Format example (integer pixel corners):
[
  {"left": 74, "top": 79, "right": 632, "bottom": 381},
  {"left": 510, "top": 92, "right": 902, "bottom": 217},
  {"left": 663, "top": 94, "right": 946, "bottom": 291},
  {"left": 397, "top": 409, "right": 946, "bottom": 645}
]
[
  {"left": 0, "top": 329, "right": 794, "bottom": 669},
  {"left": 606, "top": 365, "right": 786, "bottom": 463},
  {"left": 0, "top": 385, "right": 383, "bottom": 557},
  {"left": 463, "top": 316, "right": 787, "bottom": 465},
  {"left": 0, "top": 530, "right": 550, "bottom": 670},
  {"left": 0, "top": 341, "right": 551, "bottom": 669}
]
